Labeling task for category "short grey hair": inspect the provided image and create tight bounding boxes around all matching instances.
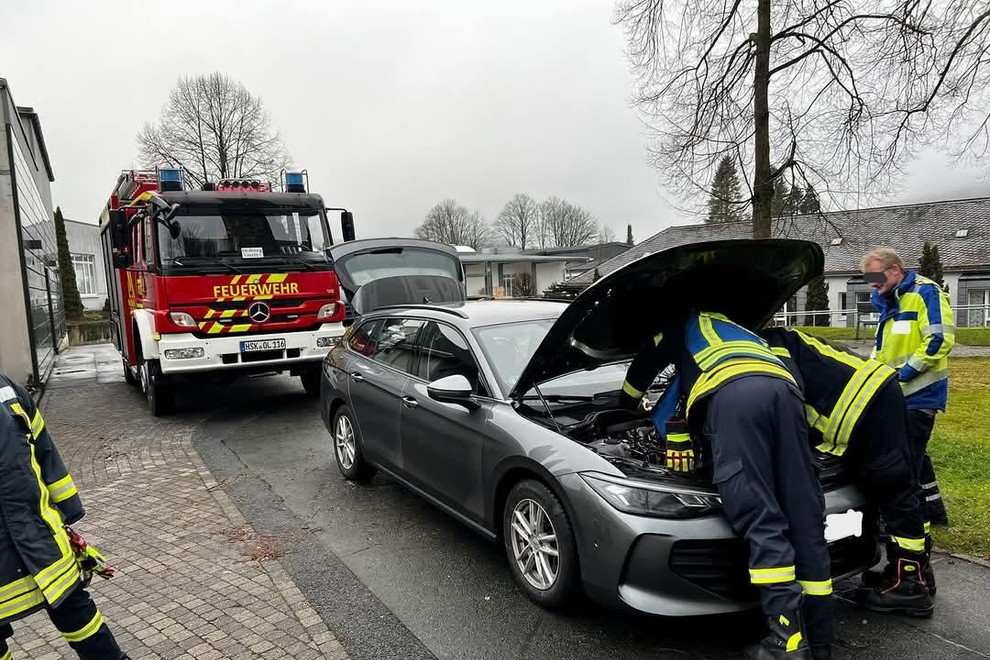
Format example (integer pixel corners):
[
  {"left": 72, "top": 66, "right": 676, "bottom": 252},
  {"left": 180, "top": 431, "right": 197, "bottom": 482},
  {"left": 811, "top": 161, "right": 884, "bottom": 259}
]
[{"left": 860, "top": 247, "right": 904, "bottom": 271}]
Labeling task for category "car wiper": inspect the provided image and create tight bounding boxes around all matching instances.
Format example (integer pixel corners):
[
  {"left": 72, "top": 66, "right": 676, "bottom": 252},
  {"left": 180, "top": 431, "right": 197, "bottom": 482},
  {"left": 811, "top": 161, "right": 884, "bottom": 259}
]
[
  {"left": 170, "top": 257, "right": 243, "bottom": 273},
  {"left": 278, "top": 254, "right": 316, "bottom": 271}
]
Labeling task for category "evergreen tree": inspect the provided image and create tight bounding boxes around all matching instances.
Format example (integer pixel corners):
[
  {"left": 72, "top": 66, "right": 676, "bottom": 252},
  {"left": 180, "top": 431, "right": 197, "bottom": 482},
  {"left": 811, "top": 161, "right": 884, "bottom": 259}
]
[
  {"left": 799, "top": 185, "right": 822, "bottom": 214},
  {"left": 707, "top": 156, "right": 743, "bottom": 224},
  {"left": 626, "top": 223, "right": 634, "bottom": 246},
  {"left": 771, "top": 178, "right": 789, "bottom": 217},
  {"left": 54, "top": 207, "right": 84, "bottom": 321},
  {"left": 785, "top": 185, "right": 803, "bottom": 216},
  {"left": 918, "top": 241, "right": 945, "bottom": 289},
  {"left": 804, "top": 276, "right": 830, "bottom": 326}
]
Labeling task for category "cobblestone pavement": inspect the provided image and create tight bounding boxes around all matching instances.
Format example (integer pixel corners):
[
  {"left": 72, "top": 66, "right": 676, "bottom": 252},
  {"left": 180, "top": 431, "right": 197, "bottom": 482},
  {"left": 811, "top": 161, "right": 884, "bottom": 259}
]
[{"left": 6, "top": 346, "right": 349, "bottom": 659}]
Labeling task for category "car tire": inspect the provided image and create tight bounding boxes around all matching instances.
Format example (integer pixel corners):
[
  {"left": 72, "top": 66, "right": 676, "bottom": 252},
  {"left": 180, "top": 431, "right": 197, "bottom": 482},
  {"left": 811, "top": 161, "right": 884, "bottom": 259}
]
[
  {"left": 140, "top": 358, "right": 175, "bottom": 417},
  {"left": 300, "top": 368, "right": 321, "bottom": 397},
  {"left": 332, "top": 405, "right": 375, "bottom": 481},
  {"left": 502, "top": 480, "right": 580, "bottom": 610}
]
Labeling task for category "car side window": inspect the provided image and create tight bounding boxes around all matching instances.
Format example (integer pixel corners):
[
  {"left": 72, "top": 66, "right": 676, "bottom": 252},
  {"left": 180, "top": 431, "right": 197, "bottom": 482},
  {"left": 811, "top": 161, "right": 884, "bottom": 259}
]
[
  {"left": 417, "top": 321, "right": 487, "bottom": 396},
  {"left": 373, "top": 318, "right": 425, "bottom": 375},
  {"left": 347, "top": 320, "right": 382, "bottom": 358}
]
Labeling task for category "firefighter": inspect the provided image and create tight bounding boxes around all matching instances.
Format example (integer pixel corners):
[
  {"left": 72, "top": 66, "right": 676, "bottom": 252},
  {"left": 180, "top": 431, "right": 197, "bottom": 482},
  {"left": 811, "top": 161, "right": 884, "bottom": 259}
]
[
  {"left": 0, "top": 374, "right": 129, "bottom": 660},
  {"left": 760, "top": 328, "right": 934, "bottom": 618},
  {"left": 861, "top": 248, "right": 955, "bottom": 526},
  {"left": 622, "top": 311, "right": 831, "bottom": 660}
]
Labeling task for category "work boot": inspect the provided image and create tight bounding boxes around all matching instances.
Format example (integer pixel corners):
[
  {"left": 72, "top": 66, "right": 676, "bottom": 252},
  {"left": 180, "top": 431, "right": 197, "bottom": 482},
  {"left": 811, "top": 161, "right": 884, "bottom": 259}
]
[
  {"left": 810, "top": 645, "right": 832, "bottom": 660},
  {"left": 861, "top": 537, "right": 936, "bottom": 596},
  {"left": 746, "top": 610, "right": 812, "bottom": 659},
  {"left": 856, "top": 544, "right": 934, "bottom": 617}
]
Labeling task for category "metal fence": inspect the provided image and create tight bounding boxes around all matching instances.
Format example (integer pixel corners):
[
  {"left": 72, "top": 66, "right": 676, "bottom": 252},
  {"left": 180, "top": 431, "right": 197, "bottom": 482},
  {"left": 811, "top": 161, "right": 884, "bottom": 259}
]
[{"left": 772, "top": 304, "right": 990, "bottom": 332}]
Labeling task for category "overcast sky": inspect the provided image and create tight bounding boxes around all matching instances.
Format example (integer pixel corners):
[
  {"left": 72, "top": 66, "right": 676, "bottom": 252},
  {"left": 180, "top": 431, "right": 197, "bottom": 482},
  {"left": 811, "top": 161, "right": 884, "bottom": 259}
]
[{"left": 1, "top": 1, "right": 987, "bottom": 242}]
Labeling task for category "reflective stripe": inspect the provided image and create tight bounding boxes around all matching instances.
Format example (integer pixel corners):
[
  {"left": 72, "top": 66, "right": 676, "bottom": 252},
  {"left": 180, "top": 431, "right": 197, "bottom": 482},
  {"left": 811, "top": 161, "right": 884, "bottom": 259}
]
[
  {"left": 926, "top": 493, "right": 943, "bottom": 502},
  {"left": 786, "top": 632, "right": 804, "bottom": 653},
  {"left": 42, "top": 562, "right": 81, "bottom": 605},
  {"left": 771, "top": 346, "right": 791, "bottom": 358},
  {"left": 30, "top": 409, "right": 45, "bottom": 437},
  {"left": 688, "top": 360, "right": 796, "bottom": 412},
  {"left": 48, "top": 474, "right": 78, "bottom": 504},
  {"left": 62, "top": 610, "right": 104, "bottom": 643},
  {"left": 666, "top": 433, "right": 692, "bottom": 449},
  {"left": 0, "top": 586, "right": 45, "bottom": 620},
  {"left": 1, "top": 648, "right": 11, "bottom": 660},
  {"left": 924, "top": 521, "right": 931, "bottom": 535},
  {"left": 921, "top": 481, "right": 938, "bottom": 490},
  {"left": 907, "top": 355, "right": 930, "bottom": 372},
  {"left": 622, "top": 381, "right": 643, "bottom": 399},
  {"left": 900, "top": 368, "right": 948, "bottom": 396},
  {"left": 798, "top": 579, "right": 833, "bottom": 596},
  {"left": 8, "top": 402, "right": 32, "bottom": 430},
  {"left": 0, "top": 575, "right": 38, "bottom": 603},
  {"left": 921, "top": 323, "right": 955, "bottom": 335},
  {"left": 816, "top": 361, "right": 891, "bottom": 456},
  {"left": 695, "top": 340, "right": 778, "bottom": 370},
  {"left": 795, "top": 331, "right": 863, "bottom": 370},
  {"left": 749, "top": 565, "right": 796, "bottom": 584},
  {"left": 652, "top": 332, "right": 664, "bottom": 346},
  {"left": 892, "top": 536, "right": 926, "bottom": 553}
]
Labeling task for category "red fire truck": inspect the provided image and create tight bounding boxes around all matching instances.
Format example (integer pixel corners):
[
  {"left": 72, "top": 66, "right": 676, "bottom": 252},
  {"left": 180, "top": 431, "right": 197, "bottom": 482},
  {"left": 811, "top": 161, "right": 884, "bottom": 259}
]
[{"left": 99, "top": 168, "right": 355, "bottom": 416}]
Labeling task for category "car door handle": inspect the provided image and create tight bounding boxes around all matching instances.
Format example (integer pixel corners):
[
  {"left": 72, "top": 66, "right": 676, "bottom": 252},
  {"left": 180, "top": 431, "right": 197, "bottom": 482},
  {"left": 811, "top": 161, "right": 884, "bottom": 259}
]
[
  {"left": 350, "top": 372, "right": 365, "bottom": 382},
  {"left": 401, "top": 396, "right": 419, "bottom": 409}
]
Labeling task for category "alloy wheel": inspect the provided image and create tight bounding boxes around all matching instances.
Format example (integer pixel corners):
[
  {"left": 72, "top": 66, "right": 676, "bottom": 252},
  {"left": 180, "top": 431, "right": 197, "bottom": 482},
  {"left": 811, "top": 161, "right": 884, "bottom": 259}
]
[
  {"left": 509, "top": 498, "right": 559, "bottom": 590},
  {"left": 334, "top": 414, "right": 356, "bottom": 470}
]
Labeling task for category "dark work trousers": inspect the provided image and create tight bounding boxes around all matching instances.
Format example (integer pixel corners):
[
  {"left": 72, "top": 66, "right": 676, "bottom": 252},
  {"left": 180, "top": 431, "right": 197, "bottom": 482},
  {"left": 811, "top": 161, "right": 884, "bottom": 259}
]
[
  {"left": 843, "top": 381, "right": 926, "bottom": 543},
  {"left": 704, "top": 375, "right": 833, "bottom": 646},
  {"left": 906, "top": 408, "right": 947, "bottom": 524},
  {"left": 0, "top": 585, "right": 123, "bottom": 660}
]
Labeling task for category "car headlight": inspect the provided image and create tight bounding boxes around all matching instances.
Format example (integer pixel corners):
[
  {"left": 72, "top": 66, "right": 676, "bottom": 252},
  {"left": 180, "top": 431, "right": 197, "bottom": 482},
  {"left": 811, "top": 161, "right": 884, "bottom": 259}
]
[
  {"left": 169, "top": 312, "right": 197, "bottom": 328},
  {"left": 580, "top": 472, "right": 722, "bottom": 519}
]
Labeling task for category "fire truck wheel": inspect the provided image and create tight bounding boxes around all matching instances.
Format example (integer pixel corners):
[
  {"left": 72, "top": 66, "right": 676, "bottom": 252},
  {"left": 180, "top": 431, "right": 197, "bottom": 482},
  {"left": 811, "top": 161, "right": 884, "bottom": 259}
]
[
  {"left": 140, "top": 358, "right": 175, "bottom": 417},
  {"left": 122, "top": 358, "right": 138, "bottom": 386},
  {"left": 300, "top": 368, "right": 321, "bottom": 397}
]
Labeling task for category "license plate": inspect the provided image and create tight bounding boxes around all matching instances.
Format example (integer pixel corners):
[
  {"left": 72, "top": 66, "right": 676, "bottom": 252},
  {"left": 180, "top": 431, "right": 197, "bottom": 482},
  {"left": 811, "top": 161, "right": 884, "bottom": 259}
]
[
  {"left": 240, "top": 339, "right": 286, "bottom": 353},
  {"left": 824, "top": 509, "right": 863, "bottom": 542}
]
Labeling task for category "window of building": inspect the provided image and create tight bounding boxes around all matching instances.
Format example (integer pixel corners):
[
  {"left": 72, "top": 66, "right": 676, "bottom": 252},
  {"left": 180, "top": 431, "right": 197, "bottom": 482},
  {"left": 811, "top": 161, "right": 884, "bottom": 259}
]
[
  {"left": 71, "top": 253, "right": 97, "bottom": 296},
  {"left": 968, "top": 289, "right": 989, "bottom": 327}
]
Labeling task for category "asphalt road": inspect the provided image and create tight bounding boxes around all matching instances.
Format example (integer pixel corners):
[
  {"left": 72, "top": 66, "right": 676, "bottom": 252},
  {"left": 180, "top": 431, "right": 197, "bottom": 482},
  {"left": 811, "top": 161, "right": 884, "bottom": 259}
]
[{"left": 181, "top": 374, "right": 990, "bottom": 660}]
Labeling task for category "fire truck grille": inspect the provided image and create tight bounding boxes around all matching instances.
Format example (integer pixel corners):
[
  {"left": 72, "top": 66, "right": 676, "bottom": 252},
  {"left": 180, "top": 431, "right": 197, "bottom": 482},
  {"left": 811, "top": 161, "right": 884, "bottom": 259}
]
[{"left": 221, "top": 348, "right": 302, "bottom": 365}]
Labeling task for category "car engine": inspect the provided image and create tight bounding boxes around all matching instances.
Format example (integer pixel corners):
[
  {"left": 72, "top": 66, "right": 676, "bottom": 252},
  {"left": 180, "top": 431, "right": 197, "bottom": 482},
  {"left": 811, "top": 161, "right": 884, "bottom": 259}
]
[{"left": 564, "top": 409, "right": 669, "bottom": 474}]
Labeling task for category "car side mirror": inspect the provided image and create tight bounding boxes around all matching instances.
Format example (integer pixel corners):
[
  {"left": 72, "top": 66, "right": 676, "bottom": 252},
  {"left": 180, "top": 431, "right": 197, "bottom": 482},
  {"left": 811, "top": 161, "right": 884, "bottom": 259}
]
[
  {"left": 112, "top": 252, "right": 133, "bottom": 269},
  {"left": 427, "top": 374, "right": 479, "bottom": 410}
]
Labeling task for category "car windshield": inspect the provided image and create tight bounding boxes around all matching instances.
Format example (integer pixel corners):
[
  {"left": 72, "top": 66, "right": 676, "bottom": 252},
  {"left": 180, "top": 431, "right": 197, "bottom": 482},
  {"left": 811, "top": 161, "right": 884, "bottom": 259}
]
[
  {"left": 473, "top": 319, "right": 555, "bottom": 395},
  {"left": 159, "top": 208, "right": 330, "bottom": 263},
  {"left": 337, "top": 247, "right": 461, "bottom": 286},
  {"left": 533, "top": 363, "right": 631, "bottom": 398}
]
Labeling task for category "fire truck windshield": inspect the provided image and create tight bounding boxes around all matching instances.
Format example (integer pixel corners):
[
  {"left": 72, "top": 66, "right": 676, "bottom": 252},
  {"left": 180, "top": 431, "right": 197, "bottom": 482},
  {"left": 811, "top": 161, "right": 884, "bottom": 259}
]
[{"left": 158, "top": 209, "right": 330, "bottom": 265}]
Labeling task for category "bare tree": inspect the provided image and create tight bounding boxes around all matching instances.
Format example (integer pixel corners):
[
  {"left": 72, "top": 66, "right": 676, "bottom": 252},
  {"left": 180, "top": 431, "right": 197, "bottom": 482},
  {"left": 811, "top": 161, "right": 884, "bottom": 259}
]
[
  {"left": 415, "top": 199, "right": 492, "bottom": 249},
  {"left": 539, "top": 197, "right": 600, "bottom": 247},
  {"left": 598, "top": 224, "right": 617, "bottom": 243},
  {"left": 137, "top": 72, "right": 291, "bottom": 188},
  {"left": 494, "top": 194, "right": 539, "bottom": 249},
  {"left": 617, "top": 0, "right": 990, "bottom": 237}
]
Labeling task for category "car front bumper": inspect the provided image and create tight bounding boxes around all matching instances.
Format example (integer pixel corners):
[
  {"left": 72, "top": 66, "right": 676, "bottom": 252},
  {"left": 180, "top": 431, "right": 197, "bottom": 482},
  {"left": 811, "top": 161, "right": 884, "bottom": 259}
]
[
  {"left": 558, "top": 473, "right": 878, "bottom": 616},
  {"left": 157, "top": 324, "right": 344, "bottom": 374}
]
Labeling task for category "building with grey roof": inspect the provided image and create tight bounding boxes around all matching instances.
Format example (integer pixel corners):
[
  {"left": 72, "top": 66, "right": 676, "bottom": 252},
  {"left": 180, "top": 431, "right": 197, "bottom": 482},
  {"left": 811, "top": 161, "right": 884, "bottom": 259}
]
[{"left": 569, "top": 198, "right": 990, "bottom": 327}]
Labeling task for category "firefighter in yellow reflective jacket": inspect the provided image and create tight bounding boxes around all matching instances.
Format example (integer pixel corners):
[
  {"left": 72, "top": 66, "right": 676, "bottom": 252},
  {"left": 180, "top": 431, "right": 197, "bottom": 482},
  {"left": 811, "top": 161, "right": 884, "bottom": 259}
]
[
  {"left": 761, "top": 328, "right": 934, "bottom": 618},
  {"left": 861, "top": 248, "right": 955, "bottom": 525},
  {"left": 622, "top": 311, "right": 830, "bottom": 660},
  {"left": 0, "top": 374, "right": 129, "bottom": 660}
]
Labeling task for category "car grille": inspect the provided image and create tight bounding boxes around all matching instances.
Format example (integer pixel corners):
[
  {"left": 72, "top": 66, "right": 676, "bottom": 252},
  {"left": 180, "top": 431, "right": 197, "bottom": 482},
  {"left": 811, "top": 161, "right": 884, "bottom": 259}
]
[{"left": 668, "top": 516, "right": 879, "bottom": 602}]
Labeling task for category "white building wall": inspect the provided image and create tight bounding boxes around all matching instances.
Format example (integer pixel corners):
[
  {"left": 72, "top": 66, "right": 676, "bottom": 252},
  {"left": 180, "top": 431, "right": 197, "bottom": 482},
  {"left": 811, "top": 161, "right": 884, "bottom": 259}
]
[
  {"left": 65, "top": 219, "right": 108, "bottom": 310},
  {"left": 534, "top": 262, "right": 565, "bottom": 294},
  {"left": 0, "top": 125, "right": 33, "bottom": 382}
]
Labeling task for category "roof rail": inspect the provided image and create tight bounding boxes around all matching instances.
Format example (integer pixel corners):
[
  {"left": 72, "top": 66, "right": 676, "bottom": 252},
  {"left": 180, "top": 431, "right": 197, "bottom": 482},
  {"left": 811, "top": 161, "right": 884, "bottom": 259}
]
[{"left": 370, "top": 303, "right": 470, "bottom": 318}]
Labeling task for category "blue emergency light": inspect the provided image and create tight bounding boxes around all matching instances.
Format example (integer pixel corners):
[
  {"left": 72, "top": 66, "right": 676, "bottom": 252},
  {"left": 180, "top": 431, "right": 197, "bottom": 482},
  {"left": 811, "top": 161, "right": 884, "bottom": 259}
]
[
  {"left": 285, "top": 171, "right": 307, "bottom": 193},
  {"left": 158, "top": 168, "right": 184, "bottom": 192}
]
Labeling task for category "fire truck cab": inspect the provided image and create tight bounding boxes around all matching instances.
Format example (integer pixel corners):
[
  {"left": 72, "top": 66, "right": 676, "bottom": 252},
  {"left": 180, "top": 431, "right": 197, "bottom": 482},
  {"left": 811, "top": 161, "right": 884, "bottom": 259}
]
[{"left": 100, "top": 168, "right": 355, "bottom": 416}]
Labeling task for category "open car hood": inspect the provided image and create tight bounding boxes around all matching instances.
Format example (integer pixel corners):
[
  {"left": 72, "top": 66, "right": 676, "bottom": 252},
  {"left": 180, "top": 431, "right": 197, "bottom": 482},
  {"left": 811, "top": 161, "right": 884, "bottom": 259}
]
[{"left": 509, "top": 238, "right": 824, "bottom": 399}]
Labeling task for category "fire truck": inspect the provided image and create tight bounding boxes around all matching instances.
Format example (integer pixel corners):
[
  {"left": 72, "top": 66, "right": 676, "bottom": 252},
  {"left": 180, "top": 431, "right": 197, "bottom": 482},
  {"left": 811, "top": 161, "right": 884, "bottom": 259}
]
[{"left": 99, "top": 168, "right": 355, "bottom": 416}]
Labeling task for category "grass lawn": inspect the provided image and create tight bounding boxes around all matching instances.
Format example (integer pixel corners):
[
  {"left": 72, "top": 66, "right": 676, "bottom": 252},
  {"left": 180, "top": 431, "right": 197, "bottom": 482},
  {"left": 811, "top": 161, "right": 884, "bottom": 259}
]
[
  {"left": 790, "top": 326, "right": 990, "bottom": 346},
  {"left": 928, "top": 357, "right": 990, "bottom": 559}
]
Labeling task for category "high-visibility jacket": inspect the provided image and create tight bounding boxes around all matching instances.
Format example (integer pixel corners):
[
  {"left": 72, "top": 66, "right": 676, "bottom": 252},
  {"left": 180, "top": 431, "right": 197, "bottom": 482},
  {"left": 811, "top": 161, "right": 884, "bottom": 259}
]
[
  {"left": 762, "top": 328, "right": 895, "bottom": 456},
  {"left": 0, "top": 374, "right": 84, "bottom": 625},
  {"left": 622, "top": 310, "right": 797, "bottom": 417},
  {"left": 870, "top": 270, "right": 955, "bottom": 410}
]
